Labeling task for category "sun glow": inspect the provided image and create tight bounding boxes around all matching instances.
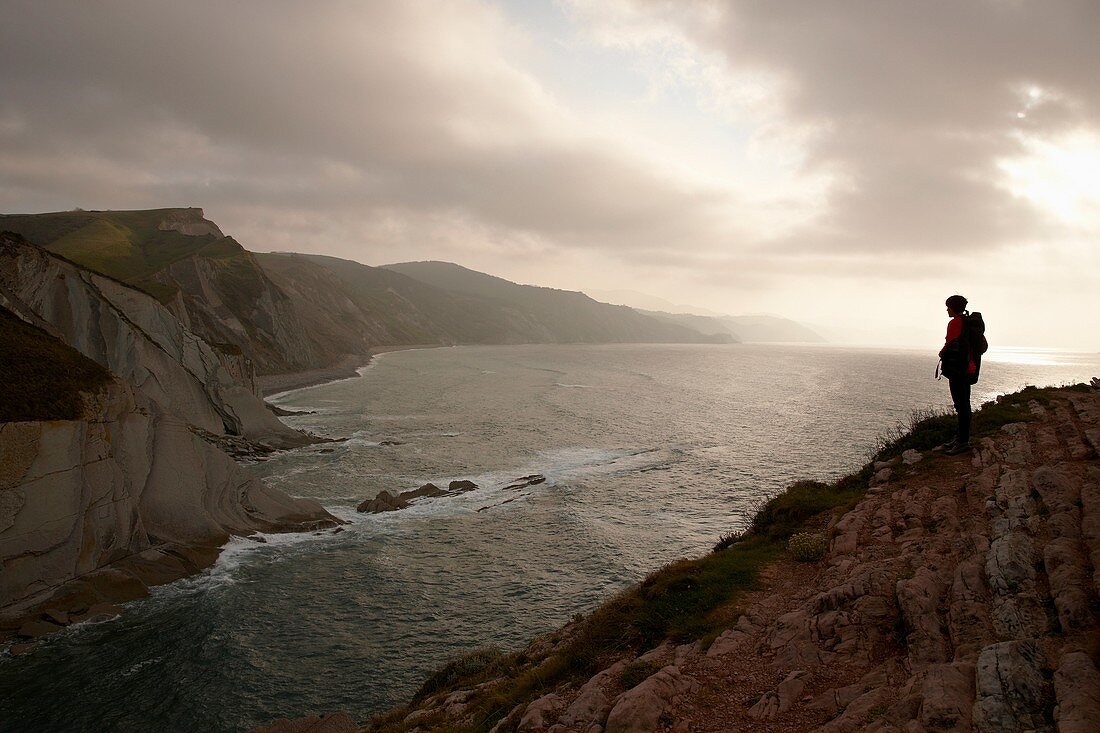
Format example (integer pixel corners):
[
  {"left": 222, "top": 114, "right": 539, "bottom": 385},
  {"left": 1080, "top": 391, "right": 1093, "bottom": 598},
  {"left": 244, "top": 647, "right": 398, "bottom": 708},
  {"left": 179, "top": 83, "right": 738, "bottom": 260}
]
[{"left": 998, "top": 130, "right": 1100, "bottom": 229}]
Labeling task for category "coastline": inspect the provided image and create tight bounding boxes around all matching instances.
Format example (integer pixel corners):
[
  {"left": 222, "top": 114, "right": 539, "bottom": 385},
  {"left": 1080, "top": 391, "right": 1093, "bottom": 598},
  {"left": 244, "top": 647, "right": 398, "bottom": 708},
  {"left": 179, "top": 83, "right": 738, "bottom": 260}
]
[
  {"left": 251, "top": 382, "right": 1100, "bottom": 733},
  {"left": 258, "top": 345, "right": 442, "bottom": 398}
]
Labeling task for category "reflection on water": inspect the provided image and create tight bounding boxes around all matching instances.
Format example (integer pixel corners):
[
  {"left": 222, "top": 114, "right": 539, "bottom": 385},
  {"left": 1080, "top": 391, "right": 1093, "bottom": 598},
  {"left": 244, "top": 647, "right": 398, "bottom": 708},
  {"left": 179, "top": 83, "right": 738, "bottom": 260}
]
[{"left": 3, "top": 343, "right": 1098, "bottom": 732}]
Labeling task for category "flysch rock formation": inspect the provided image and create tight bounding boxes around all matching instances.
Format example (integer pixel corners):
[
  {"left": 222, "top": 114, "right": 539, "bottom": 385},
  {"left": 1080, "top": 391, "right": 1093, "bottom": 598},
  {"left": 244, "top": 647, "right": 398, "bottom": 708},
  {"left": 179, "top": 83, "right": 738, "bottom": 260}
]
[
  {"left": 0, "top": 232, "right": 340, "bottom": 650},
  {"left": 0, "top": 382, "right": 336, "bottom": 627},
  {"left": 302, "top": 385, "right": 1099, "bottom": 733},
  {"left": 0, "top": 232, "right": 309, "bottom": 450}
]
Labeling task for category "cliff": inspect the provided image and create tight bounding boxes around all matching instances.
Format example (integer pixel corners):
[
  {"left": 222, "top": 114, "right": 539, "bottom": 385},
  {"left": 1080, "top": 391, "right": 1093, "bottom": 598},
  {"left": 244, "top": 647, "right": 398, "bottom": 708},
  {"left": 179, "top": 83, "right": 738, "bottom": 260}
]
[
  {"left": 0, "top": 208, "right": 323, "bottom": 374},
  {"left": 0, "top": 232, "right": 309, "bottom": 450},
  {"left": 0, "top": 381, "right": 333, "bottom": 622},
  {"left": 379, "top": 260, "right": 731, "bottom": 345},
  {"left": 0, "top": 232, "right": 339, "bottom": 646},
  {"left": 260, "top": 383, "right": 1100, "bottom": 733}
]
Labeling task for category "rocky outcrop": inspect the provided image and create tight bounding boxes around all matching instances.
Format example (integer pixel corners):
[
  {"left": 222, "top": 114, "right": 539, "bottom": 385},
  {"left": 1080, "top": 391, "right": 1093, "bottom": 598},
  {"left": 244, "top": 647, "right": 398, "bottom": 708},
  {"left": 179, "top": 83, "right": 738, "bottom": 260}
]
[
  {"left": 345, "top": 385, "right": 1100, "bottom": 733},
  {"left": 0, "top": 381, "right": 338, "bottom": 626},
  {"left": 0, "top": 230, "right": 339, "bottom": 644},
  {"left": 357, "top": 481, "right": 480, "bottom": 513},
  {"left": 0, "top": 233, "right": 308, "bottom": 449}
]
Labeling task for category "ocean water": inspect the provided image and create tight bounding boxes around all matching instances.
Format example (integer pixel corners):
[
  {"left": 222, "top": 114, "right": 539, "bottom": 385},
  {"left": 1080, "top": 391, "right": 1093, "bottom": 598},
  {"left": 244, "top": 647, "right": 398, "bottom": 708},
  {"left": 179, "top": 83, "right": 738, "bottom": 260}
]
[{"left": 2, "top": 343, "right": 1097, "bottom": 732}]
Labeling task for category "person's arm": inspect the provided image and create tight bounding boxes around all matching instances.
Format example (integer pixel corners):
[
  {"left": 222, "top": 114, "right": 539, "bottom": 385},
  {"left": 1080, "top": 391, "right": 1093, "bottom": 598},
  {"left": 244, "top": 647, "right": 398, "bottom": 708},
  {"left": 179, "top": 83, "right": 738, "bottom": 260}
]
[{"left": 939, "top": 317, "right": 961, "bottom": 357}]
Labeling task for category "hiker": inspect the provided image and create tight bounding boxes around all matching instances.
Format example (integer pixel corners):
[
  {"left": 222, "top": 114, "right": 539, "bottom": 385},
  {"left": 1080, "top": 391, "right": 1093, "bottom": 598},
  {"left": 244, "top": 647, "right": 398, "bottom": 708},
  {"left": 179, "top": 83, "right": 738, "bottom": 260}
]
[{"left": 938, "top": 294, "right": 982, "bottom": 455}]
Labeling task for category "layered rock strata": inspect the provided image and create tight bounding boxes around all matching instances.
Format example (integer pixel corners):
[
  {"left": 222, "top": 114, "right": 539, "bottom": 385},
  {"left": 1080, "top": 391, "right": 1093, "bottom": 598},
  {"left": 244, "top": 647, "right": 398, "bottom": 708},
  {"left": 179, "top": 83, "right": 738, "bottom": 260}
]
[
  {"left": 0, "top": 233, "right": 308, "bottom": 449},
  {"left": 0, "top": 381, "right": 338, "bottom": 635},
  {"left": 0, "top": 231, "right": 339, "bottom": 645}
]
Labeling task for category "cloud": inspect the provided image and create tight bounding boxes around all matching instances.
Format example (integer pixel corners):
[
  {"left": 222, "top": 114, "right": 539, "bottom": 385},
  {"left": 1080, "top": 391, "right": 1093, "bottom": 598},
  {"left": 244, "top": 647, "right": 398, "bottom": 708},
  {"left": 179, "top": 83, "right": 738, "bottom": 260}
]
[
  {"left": 567, "top": 0, "right": 1100, "bottom": 254},
  {"left": 2, "top": 0, "right": 1099, "bottom": 347},
  {"left": 0, "top": 0, "right": 741, "bottom": 257}
]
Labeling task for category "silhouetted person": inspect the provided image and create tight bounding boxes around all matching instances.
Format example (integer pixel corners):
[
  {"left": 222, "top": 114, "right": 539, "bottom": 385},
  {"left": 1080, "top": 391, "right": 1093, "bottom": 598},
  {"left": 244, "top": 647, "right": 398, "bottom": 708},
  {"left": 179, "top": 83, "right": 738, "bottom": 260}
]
[{"left": 938, "top": 294, "right": 978, "bottom": 454}]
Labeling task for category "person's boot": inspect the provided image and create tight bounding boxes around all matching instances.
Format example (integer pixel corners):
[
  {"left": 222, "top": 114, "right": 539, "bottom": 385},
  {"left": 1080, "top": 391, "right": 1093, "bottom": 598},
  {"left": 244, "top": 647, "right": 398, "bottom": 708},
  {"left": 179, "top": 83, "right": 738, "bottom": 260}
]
[{"left": 945, "top": 441, "right": 971, "bottom": 455}]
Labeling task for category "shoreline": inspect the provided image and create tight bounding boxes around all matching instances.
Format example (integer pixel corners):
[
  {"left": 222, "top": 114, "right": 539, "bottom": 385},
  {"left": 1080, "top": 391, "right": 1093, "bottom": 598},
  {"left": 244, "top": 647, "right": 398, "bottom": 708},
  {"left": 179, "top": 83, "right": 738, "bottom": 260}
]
[
  {"left": 263, "top": 382, "right": 1100, "bottom": 733},
  {"left": 258, "top": 345, "right": 442, "bottom": 398}
]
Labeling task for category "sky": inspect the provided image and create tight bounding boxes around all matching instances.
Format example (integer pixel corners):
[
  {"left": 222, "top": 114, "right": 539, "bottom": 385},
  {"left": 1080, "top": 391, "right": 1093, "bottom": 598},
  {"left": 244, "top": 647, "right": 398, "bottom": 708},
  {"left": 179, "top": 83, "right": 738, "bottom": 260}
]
[{"left": 2, "top": 1, "right": 1098, "bottom": 349}]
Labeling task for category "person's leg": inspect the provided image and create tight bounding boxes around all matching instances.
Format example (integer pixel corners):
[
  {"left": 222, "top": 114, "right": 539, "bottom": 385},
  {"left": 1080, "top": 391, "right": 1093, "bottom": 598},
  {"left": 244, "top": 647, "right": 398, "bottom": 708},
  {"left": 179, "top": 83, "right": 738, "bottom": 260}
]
[{"left": 949, "top": 378, "right": 972, "bottom": 446}]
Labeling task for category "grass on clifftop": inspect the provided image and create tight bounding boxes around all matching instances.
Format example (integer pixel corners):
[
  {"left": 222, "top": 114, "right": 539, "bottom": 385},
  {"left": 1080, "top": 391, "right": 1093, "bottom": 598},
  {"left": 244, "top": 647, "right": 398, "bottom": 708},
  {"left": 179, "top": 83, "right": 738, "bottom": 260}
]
[
  {"left": 871, "top": 383, "right": 1091, "bottom": 461},
  {"left": 0, "top": 307, "right": 112, "bottom": 422},
  {"left": 379, "top": 474, "right": 869, "bottom": 732},
  {"left": 376, "top": 384, "right": 1091, "bottom": 733}
]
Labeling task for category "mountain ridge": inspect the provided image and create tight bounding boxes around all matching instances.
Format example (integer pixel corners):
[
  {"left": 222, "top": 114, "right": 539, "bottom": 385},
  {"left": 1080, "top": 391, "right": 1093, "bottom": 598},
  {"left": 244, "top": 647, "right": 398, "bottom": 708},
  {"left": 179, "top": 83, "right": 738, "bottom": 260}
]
[{"left": 2, "top": 208, "right": 734, "bottom": 379}]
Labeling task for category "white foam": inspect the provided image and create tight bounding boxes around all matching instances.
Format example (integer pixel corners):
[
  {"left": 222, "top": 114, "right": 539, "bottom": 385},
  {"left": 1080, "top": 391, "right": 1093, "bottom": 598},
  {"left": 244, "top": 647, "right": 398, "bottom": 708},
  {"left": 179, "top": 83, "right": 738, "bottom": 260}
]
[{"left": 146, "top": 509, "right": 360, "bottom": 599}]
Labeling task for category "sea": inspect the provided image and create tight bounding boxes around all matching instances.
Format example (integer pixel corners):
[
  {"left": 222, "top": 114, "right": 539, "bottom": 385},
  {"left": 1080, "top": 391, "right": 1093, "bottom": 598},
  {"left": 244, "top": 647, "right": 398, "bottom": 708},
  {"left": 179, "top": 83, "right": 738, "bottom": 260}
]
[{"left": 2, "top": 343, "right": 1098, "bottom": 732}]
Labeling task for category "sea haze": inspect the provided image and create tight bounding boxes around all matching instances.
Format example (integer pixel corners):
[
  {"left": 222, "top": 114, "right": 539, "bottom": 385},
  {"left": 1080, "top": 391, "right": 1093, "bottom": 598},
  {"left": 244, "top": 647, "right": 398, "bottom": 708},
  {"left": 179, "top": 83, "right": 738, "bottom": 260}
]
[{"left": 2, "top": 343, "right": 1098, "bottom": 732}]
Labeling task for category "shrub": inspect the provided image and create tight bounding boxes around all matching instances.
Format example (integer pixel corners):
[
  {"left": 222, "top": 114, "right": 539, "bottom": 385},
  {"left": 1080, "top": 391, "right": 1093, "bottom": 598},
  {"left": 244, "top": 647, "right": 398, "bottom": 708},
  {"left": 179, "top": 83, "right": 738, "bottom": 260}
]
[
  {"left": 787, "top": 532, "right": 827, "bottom": 562},
  {"left": 619, "top": 660, "right": 662, "bottom": 690},
  {"left": 414, "top": 647, "right": 505, "bottom": 701},
  {"left": 749, "top": 480, "right": 863, "bottom": 540},
  {"left": 712, "top": 531, "right": 744, "bottom": 553},
  {"left": 872, "top": 408, "right": 954, "bottom": 461}
]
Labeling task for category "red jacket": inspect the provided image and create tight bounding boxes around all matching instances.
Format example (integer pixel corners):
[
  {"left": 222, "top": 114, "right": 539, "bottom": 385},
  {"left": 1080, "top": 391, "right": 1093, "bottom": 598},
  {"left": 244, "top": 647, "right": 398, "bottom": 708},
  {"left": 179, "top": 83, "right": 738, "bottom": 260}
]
[{"left": 940, "top": 316, "right": 977, "bottom": 374}]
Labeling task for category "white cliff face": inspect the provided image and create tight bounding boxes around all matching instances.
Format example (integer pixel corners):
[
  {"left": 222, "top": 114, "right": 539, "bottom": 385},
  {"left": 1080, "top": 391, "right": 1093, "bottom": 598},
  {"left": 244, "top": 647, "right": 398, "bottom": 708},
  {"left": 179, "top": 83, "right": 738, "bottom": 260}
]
[
  {"left": 0, "top": 382, "right": 334, "bottom": 615},
  {"left": 0, "top": 237, "right": 305, "bottom": 449}
]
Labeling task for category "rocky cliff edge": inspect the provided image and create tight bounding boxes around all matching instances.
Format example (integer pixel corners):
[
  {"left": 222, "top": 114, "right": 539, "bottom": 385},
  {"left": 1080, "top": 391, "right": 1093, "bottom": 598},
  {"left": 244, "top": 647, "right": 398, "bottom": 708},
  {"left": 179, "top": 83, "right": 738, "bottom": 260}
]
[
  {"left": 0, "top": 232, "right": 309, "bottom": 450},
  {"left": 262, "top": 383, "right": 1100, "bottom": 733},
  {"left": 0, "top": 232, "right": 340, "bottom": 650}
]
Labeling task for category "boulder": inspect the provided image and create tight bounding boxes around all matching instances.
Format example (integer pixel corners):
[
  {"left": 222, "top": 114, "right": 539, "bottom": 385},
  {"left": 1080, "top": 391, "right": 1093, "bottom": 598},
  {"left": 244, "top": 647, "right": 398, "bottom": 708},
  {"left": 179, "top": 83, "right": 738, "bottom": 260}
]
[
  {"left": 1054, "top": 651, "right": 1100, "bottom": 733},
  {"left": 42, "top": 608, "right": 69, "bottom": 625},
  {"left": 560, "top": 662, "right": 625, "bottom": 728},
  {"left": 17, "top": 619, "right": 63, "bottom": 639},
  {"left": 503, "top": 475, "right": 546, "bottom": 491},
  {"left": 973, "top": 640, "right": 1049, "bottom": 732},
  {"left": 919, "top": 662, "right": 974, "bottom": 731},
  {"left": 404, "top": 483, "right": 447, "bottom": 500},
  {"left": 517, "top": 693, "right": 564, "bottom": 732},
  {"left": 449, "top": 480, "right": 479, "bottom": 492},
  {"left": 357, "top": 490, "right": 409, "bottom": 513},
  {"left": 605, "top": 665, "right": 697, "bottom": 733},
  {"left": 748, "top": 670, "right": 809, "bottom": 719},
  {"left": 902, "top": 449, "right": 924, "bottom": 465}
]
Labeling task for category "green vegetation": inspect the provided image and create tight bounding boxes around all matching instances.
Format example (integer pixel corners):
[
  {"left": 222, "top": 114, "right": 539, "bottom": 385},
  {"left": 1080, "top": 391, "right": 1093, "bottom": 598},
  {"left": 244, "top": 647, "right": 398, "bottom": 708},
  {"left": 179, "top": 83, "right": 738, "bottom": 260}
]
[
  {"left": 415, "top": 647, "right": 505, "bottom": 701},
  {"left": 788, "top": 532, "right": 828, "bottom": 562},
  {"left": 871, "top": 383, "right": 1090, "bottom": 462},
  {"left": 393, "top": 471, "right": 871, "bottom": 732},
  {"left": 0, "top": 209, "right": 242, "bottom": 304},
  {"left": 0, "top": 307, "right": 112, "bottom": 422},
  {"left": 618, "top": 660, "right": 663, "bottom": 690},
  {"left": 382, "top": 384, "right": 1096, "bottom": 733}
]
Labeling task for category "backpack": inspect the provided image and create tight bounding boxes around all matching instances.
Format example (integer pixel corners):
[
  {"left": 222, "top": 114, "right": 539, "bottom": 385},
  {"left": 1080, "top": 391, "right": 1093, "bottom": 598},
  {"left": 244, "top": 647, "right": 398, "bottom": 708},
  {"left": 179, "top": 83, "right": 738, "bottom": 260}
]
[
  {"left": 965, "top": 312, "right": 988, "bottom": 355},
  {"left": 939, "top": 312, "right": 988, "bottom": 383}
]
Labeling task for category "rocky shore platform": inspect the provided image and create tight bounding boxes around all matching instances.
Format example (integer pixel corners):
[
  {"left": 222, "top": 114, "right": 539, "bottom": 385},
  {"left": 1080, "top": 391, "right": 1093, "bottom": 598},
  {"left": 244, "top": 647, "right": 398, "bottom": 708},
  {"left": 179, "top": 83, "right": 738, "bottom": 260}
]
[{"left": 254, "top": 382, "right": 1100, "bottom": 733}]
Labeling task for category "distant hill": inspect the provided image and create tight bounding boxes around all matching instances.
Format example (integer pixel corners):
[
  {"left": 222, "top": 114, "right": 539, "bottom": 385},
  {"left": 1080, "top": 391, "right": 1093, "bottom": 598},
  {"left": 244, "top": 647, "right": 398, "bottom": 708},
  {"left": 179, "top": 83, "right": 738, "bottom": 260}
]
[
  {"left": 2, "top": 209, "right": 731, "bottom": 376},
  {"left": 639, "top": 310, "right": 824, "bottom": 343},
  {"left": 720, "top": 314, "right": 825, "bottom": 343},
  {"left": 584, "top": 286, "right": 824, "bottom": 343},
  {"left": 584, "top": 288, "right": 725, "bottom": 317},
  {"left": 375, "top": 260, "right": 733, "bottom": 345}
]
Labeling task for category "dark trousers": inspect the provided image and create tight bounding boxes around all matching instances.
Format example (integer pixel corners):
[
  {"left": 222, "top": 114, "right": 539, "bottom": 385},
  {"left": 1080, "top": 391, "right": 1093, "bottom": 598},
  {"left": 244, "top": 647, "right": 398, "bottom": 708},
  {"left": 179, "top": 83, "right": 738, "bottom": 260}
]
[{"left": 949, "top": 377, "right": 972, "bottom": 444}]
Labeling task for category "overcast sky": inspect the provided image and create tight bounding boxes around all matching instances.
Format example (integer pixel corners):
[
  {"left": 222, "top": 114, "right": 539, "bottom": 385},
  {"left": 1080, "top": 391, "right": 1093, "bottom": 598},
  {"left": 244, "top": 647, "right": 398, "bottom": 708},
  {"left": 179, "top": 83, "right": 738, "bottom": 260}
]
[{"left": 2, "top": 1, "right": 1098, "bottom": 349}]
